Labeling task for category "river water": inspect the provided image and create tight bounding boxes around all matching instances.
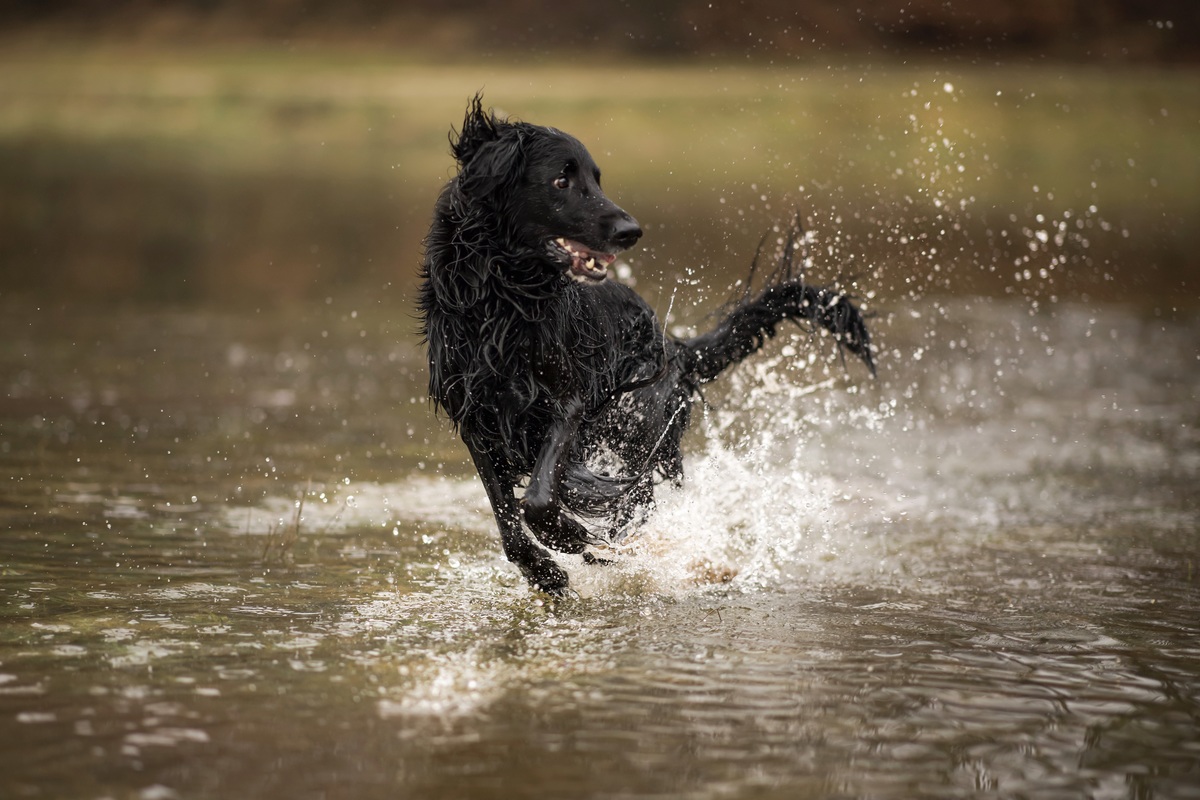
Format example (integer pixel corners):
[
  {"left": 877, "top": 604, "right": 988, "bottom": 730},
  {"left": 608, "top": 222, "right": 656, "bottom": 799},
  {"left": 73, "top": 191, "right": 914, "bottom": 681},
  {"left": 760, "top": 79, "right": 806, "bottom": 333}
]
[{"left": 1, "top": 286, "right": 1198, "bottom": 799}]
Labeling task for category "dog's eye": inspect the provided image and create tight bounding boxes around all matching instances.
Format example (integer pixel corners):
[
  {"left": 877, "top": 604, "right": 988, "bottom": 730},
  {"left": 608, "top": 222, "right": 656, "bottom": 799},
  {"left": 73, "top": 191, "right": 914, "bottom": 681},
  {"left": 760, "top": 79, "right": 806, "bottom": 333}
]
[{"left": 552, "top": 175, "right": 569, "bottom": 190}]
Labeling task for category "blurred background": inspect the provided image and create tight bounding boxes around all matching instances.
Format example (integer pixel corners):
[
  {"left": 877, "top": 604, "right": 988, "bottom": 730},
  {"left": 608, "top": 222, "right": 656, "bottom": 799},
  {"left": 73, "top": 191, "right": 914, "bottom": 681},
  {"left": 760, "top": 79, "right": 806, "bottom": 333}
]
[
  {"left": 4, "top": 8, "right": 1200, "bottom": 800},
  {"left": 0, "top": 0, "right": 1196, "bottom": 308}
]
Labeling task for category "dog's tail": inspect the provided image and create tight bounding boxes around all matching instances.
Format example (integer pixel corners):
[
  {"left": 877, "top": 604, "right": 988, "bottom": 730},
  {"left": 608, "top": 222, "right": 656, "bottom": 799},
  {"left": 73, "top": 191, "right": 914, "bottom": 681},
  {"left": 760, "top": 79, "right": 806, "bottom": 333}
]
[
  {"left": 680, "top": 220, "right": 876, "bottom": 383},
  {"left": 682, "top": 281, "right": 876, "bottom": 382}
]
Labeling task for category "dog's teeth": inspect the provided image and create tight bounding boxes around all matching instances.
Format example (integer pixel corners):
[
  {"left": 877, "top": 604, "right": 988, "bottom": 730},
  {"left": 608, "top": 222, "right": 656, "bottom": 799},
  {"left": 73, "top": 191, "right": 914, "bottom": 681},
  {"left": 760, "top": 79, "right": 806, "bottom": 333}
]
[{"left": 585, "top": 258, "right": 596, "bottom": 270}]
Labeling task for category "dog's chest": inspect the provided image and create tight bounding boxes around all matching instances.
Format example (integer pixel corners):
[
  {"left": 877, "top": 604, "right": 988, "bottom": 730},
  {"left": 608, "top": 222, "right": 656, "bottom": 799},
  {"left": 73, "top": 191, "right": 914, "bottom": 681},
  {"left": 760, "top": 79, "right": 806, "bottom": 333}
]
[{"left": 528, "top": 286, "right": 659, "bottom": 403}]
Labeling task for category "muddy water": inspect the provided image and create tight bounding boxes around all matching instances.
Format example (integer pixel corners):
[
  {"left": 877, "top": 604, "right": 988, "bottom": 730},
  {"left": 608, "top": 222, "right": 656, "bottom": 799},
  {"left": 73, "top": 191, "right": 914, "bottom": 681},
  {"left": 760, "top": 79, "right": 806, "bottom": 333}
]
[{"left": 1, "top": 293, "right": 1198, "bottom": 800}]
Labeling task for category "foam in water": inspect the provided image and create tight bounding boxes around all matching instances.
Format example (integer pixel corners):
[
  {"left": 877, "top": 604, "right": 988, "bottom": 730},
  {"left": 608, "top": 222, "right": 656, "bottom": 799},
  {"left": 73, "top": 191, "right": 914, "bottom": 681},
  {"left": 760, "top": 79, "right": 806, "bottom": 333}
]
[{"left": 376, "top": 649, "right": 507, "bottom": 720}]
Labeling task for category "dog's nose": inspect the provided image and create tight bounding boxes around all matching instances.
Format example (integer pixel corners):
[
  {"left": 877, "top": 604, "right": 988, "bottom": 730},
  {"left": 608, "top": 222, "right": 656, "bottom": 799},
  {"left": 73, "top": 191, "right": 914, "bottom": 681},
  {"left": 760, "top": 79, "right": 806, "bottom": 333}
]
[{"left": 610, "top": 214, "right": 643, "bottom": 249}]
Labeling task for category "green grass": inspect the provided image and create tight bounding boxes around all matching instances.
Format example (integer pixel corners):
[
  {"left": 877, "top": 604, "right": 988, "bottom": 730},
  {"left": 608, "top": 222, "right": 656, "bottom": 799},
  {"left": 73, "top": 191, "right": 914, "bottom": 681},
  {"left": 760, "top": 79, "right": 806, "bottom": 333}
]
[{"left": 1, "top": 46, "right": 1196, "bottom": 305}]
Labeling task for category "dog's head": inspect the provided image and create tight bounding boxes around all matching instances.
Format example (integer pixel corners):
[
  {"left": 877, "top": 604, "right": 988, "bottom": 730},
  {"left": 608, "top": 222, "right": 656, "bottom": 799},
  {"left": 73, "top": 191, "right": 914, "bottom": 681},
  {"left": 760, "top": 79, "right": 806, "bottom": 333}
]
[{"left": 450, "top": 95, "right": 642, "bottom": 283}]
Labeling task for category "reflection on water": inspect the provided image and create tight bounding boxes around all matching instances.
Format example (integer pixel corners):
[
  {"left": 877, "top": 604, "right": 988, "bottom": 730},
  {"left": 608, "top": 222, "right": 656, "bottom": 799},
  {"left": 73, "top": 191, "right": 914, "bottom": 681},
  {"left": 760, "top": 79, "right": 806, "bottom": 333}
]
[{"left": 1, "top": 295, "right": 1198, "bottom": 800}]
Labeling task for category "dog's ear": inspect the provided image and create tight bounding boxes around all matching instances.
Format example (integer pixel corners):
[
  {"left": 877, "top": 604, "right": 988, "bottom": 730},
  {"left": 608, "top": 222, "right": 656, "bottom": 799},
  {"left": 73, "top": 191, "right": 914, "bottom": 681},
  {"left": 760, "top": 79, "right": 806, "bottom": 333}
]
[
  {"left": 451, "top": 93, "right": 498, "bottom": 167},
  {"left": 450, "top": 94, "right": 524, "bottom": 200}
]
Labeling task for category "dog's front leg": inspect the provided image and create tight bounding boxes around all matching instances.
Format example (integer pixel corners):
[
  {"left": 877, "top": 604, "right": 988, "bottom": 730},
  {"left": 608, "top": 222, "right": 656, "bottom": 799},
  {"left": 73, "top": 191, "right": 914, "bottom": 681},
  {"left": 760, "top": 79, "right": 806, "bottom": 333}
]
[
  {"left": 465, "top": 441, "right": 569, "bottom": 595},
  {"left": 523, "top": 397, "right": 596, "bottom": 554}
]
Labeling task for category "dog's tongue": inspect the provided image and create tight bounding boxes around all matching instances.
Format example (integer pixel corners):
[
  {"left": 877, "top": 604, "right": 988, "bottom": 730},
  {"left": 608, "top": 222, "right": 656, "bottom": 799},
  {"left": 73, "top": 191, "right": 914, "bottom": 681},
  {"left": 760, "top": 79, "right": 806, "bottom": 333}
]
[{"left": 556, "top": 238, "right": 617, "bottom": 282}]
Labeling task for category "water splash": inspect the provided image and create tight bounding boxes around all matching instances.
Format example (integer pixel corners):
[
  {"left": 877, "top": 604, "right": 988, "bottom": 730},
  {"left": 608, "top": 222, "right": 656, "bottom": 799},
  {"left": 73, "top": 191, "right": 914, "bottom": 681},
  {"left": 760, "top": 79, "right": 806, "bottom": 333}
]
[{"left": 221, "top": 474, "right": 493, "bottom": 538}]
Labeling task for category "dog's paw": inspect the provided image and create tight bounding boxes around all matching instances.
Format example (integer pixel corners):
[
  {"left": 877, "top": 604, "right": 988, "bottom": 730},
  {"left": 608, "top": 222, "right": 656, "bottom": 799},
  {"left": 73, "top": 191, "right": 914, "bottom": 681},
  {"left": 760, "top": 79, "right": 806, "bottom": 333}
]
[
  {"left": 521, "top": 553, "right": 570, "bottom": 597},
  {"left": 582, "top": 551, "right": 616, "bottom": 566}
]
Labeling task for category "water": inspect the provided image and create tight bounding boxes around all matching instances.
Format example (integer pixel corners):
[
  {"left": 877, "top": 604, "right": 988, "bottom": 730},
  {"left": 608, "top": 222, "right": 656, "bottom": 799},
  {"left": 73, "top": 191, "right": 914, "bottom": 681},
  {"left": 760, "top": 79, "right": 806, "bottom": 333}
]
[{"left": 2, "top": 289, "right": 1197, "bottom": 799}]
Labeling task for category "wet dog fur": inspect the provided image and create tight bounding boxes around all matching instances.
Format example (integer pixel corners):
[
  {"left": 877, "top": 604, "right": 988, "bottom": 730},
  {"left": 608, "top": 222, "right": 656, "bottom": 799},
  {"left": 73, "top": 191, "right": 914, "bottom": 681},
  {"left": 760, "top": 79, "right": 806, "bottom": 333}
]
[{"left": 418, "top": 96, "right": 874, "bottom": 595}]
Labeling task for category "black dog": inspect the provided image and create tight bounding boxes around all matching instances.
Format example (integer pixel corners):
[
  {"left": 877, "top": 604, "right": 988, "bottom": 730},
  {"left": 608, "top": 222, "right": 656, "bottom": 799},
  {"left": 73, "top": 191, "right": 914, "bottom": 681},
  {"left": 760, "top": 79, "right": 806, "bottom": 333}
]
[{"left": 419, "top": 96, "right": 874, "bottom": 595}]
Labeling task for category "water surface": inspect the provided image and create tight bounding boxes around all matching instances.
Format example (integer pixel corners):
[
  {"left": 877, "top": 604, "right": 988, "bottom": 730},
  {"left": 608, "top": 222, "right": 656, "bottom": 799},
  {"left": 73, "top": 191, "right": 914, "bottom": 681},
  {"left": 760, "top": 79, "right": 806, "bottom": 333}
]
[{"left": 2, "top": 293, "right": 1197, "bottom": 799}]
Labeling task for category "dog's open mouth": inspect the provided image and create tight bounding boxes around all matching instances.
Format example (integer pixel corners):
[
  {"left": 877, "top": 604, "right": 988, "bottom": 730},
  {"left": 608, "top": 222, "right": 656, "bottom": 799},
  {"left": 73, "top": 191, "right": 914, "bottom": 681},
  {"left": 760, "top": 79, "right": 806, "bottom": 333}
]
[{"left": 551, "top": 238, "right": 618, "bottom": 283}]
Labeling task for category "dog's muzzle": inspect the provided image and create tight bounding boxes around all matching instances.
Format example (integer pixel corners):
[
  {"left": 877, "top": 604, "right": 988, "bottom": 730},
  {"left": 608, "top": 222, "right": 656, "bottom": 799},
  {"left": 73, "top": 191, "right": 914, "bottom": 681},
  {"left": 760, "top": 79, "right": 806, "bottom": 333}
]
[{"left": 551, "top": 238, "right": 619, "bottom": 283}]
